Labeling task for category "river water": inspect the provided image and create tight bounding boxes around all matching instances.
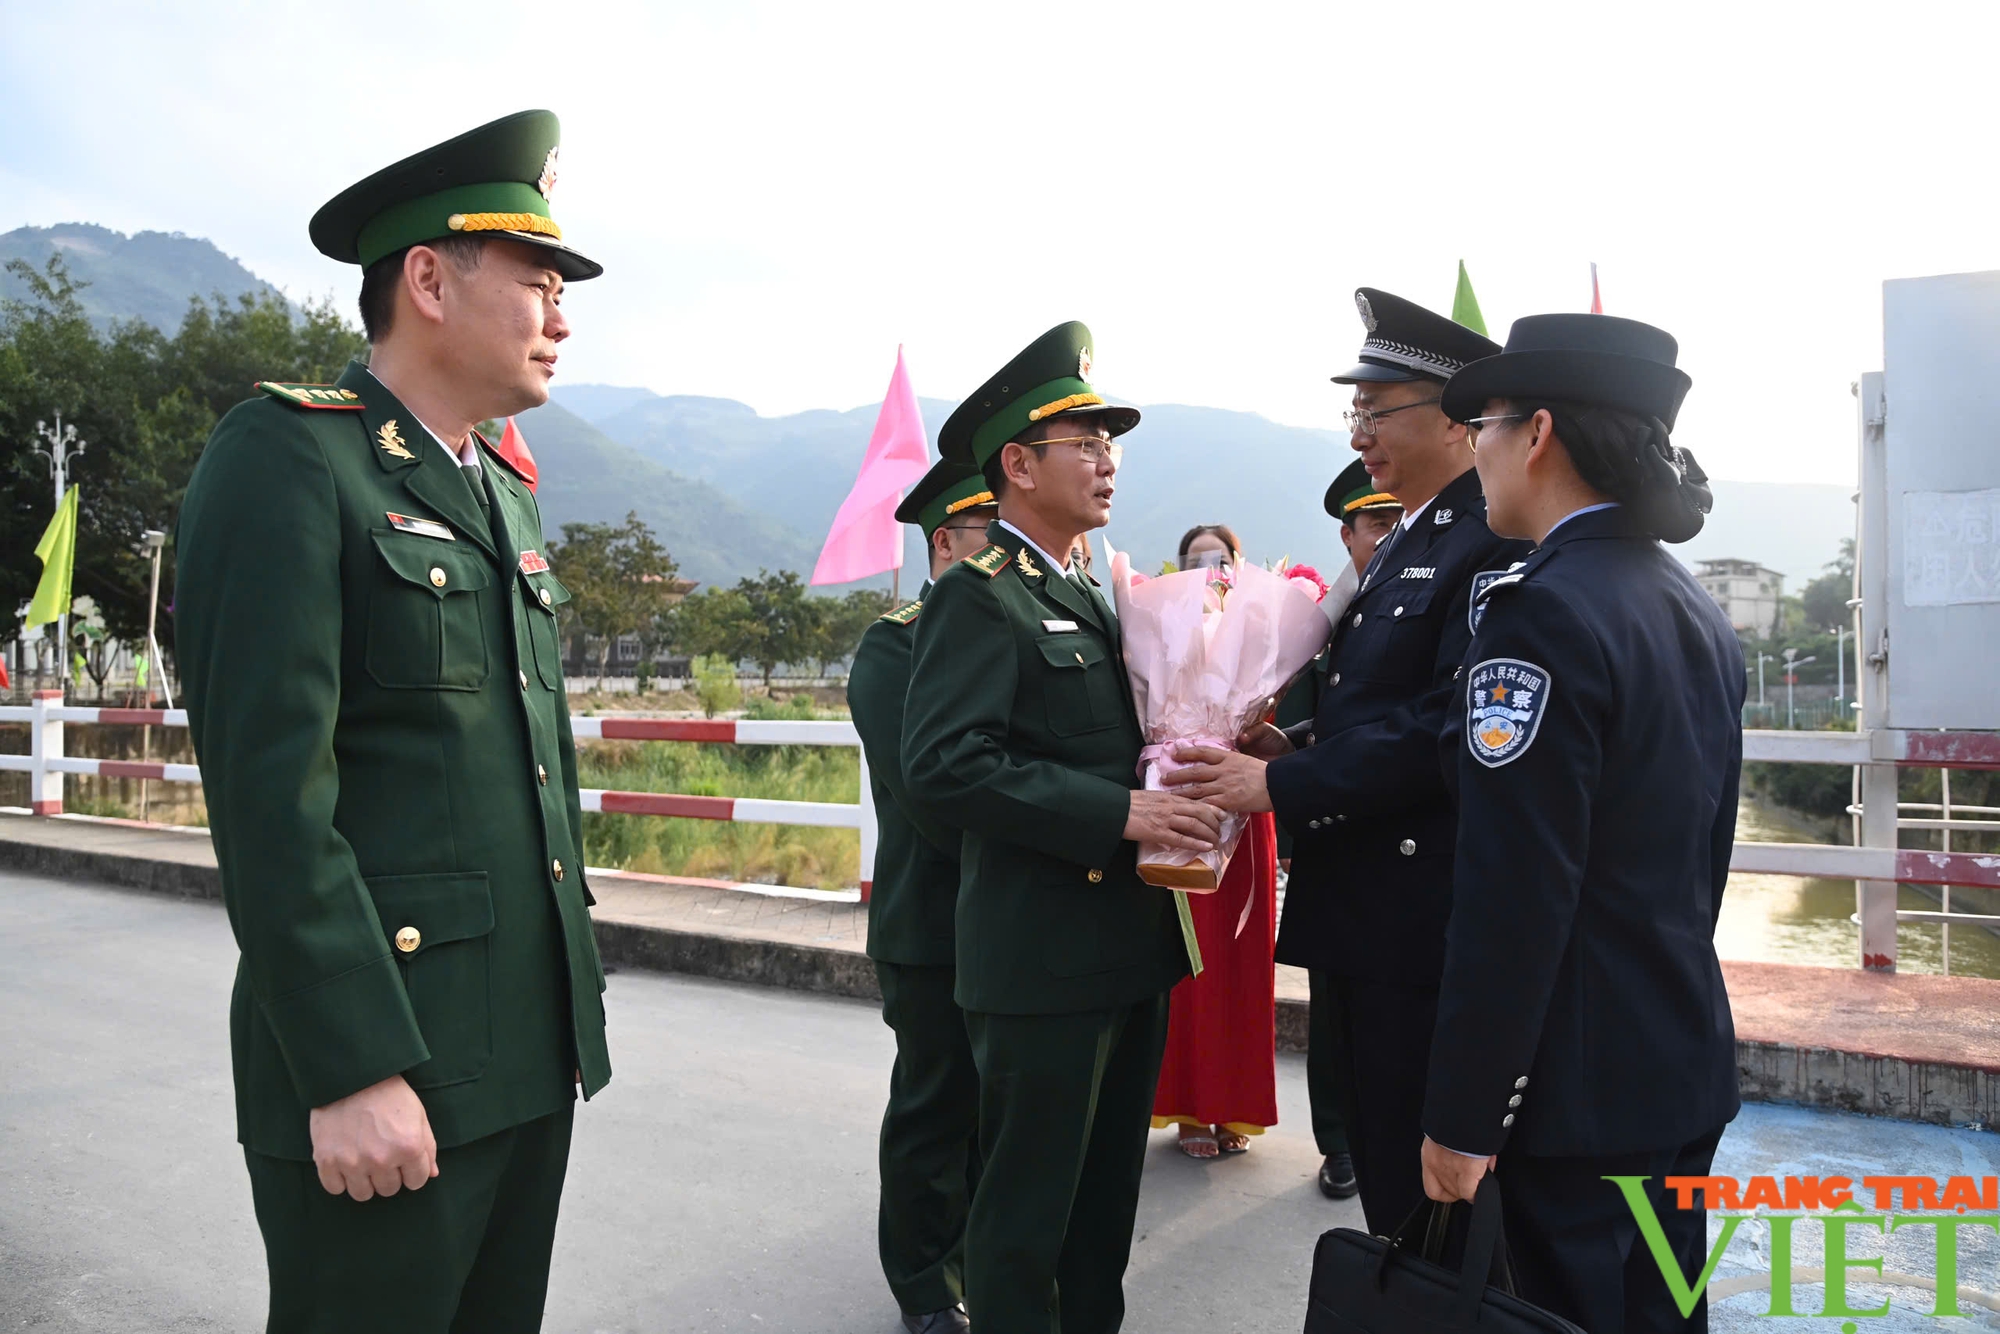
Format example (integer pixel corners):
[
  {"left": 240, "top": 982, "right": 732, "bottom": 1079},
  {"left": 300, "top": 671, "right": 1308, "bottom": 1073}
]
[{"left": 1717, "top": 797, "right": 2000, "bottom": 980}]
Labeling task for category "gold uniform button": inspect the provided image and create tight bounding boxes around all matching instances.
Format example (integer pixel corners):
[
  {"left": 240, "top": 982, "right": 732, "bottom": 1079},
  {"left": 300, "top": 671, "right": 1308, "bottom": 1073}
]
[
  {"left": 519, "top": 669, "right": 529, "bottom": 691},
  {"left": 537, "top": 764, "right": 548, "bottom": 786},
  {"left": 552, "top": 859, "right": 565, "bottom": 881},
  {"left": 539, "top": 587, "right": 553, "bottom": 607},
  {"left": 1086, "top": 869, "right": 1104, "bottom": 883},
  {"left": 429, "top": 567, "right": 447, "bottom": 587},
  {"left": 394, "top": 926, "right": 421, "bottom": 953}
]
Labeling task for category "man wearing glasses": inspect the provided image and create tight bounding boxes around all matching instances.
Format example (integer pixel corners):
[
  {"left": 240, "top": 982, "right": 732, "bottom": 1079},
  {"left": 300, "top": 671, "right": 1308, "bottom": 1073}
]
[
  {"left": 848, "top": 458, "right": 998, "bottom": 1334},
  {"left": 1166, "top": 289, "right": 1529, "bottom": 1236},
  {"left": 903, "top": 321, "right": 1222, "bottom": 1332}
]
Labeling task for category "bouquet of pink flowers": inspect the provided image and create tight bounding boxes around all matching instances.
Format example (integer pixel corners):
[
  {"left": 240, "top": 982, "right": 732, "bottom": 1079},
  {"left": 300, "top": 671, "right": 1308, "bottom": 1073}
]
[{"left": 1106, "top": 541, "right": 1356, "bottom": 893}]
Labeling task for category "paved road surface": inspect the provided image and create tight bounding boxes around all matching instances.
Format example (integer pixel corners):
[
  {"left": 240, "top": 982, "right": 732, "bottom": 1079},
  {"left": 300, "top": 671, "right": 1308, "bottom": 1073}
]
[{"left": 3, "top": 875, "right": 1995, "bottom": 1332}]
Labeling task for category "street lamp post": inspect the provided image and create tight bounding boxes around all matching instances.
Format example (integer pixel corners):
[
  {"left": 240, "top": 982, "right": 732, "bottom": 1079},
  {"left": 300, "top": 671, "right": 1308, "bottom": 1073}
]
[
  {"left": 31, "top": 414, "right": 86, "bottom": 689},
  {"left": 1755, "top": 650, "right": 1773, "bottom": 711},
  {"left": 1781, "top": 648, "right": 1817, "bottom": 729},
  {"left": 1834, "top": 624, "right": 1850, "bottom": 708}
]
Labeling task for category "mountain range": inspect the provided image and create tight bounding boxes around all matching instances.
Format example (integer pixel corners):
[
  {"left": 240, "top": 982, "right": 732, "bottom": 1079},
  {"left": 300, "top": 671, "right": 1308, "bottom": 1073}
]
[
  {"left": 545, "top": 385, "right": 1855, "bottom": 593},
  {"left": 2, "top": 222, "right": 1854, "bottom": 592},
  {"left": 0, "top": 223, "right": 284, "bottom": 331}
]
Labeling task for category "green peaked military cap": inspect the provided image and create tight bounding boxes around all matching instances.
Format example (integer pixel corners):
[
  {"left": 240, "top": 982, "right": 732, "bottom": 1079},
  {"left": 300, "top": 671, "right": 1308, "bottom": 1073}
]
[
  {"left": 309, "top": 109, "right": 602, "bottom": 282},
  {"left": 895, "top": 459, "right": 997, "bottom": 538},
  {"left": 938, "top": 321, "right": 1141, "bottom": 467},
  {"left": 1323, "top": 457, "right": 1403, "bottom": 522}
]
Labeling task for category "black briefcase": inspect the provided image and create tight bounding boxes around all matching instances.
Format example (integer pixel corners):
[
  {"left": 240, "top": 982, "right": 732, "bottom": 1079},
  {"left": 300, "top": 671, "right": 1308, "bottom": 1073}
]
[{"left": 1303, "top": 1177, "right": 1587, "bottom": 1333}]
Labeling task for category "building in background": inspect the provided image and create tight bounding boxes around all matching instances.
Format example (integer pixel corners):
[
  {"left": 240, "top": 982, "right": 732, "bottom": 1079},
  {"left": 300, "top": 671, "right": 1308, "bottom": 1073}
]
[{"left": 1695, "top": 558, "right": 1785, "bottom": 638}]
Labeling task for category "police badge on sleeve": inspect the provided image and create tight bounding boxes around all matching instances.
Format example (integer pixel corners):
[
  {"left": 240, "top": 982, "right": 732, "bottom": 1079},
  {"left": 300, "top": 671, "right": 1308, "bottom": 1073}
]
[{"left": 1466, "top": 657, "right": 1551, "bottom": 768}]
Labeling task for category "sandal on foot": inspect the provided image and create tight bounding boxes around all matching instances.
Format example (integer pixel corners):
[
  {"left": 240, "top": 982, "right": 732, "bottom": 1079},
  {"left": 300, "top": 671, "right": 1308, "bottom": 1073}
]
[
  {"left": 1216, "top": 1128, "right": 1251, "bottom": 1154},
  {"left": 1176, "top": 1127, "right": 1219, "bottom": 1159}
]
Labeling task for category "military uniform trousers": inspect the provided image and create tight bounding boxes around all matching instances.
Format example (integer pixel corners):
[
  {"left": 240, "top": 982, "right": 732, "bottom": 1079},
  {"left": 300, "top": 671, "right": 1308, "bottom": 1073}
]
[
  {"left": 876, "top": 961, "right": 982, "bottom": 1315},
  {"left": 1320, "top": 975, "right": 1440, "bottom": 1236},
  {"left": 244, "top": 1104, "right": 574, "bottom": 1334},
  {"left": 962, "top": 993, "right": 1171, "bottom": 1334},
  {"left": 1496, "top": 1123, "right": 1727, "bottom": 1334}
]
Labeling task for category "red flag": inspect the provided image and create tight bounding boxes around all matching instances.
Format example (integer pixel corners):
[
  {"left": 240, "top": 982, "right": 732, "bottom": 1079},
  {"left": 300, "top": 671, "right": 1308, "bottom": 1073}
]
[
  {"left": 1590, "top": 262, "right": 1603, "bottom": 315},
  {"left": 496, "top": 416, "right": 539, "bottom": 492}
]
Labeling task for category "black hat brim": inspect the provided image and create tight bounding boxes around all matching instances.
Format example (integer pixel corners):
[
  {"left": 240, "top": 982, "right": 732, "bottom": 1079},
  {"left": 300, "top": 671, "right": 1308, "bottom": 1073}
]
[
  {"left": 1331, "top": 358, "right": 1432, "bottom": 385},
  {"left": 1038, "top": 403, "right": 1141, "bottom": 437},
  {"left": 1442, "top": 349, "right": 1693, "bottom": 431},
  {"left": 491, "top": 230, "right": 603, "bottom": 282}
]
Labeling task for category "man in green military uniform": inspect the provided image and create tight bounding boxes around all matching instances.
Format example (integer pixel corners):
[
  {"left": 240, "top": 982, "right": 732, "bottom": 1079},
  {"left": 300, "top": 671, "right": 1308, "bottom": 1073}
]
[
  {"left": 901, "top": 322, "right": 1223, "bottom": 1333},
  {"left": 174, "top": 110, "right": 609, "bottom": 1333},
  {"left": 849, "top": 460, "right": 999, "bottom": 1334}
]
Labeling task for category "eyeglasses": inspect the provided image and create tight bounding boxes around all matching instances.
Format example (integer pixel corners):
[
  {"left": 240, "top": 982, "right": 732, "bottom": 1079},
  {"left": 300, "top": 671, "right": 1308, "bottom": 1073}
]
[
  {"left": 1028, "top": 435, "right": 1123, "bottom": 468},
  {"left": 1342, "top": 398, "right": 1442, "bottom": 436},
  {"left": 1463, "top": 413, "right": 1527, "bottom": 452},
  {"left": 939, "top": 523, "right": 988, "bottom": 535}
]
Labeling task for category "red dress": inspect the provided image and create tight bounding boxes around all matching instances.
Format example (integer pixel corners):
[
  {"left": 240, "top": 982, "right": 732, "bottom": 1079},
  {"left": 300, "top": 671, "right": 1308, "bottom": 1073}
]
[{"left": 1150, "top": 811, "right": 1279, "bottom": 1135}]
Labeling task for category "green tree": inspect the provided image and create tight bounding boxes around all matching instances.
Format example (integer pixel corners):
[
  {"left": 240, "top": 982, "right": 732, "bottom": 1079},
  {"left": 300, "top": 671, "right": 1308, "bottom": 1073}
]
[
  {"left": 0, "top": 253, "right": 364, "bottom": 658},
  {"left": 674, "top": 585, "right": 760, "bottom": 668},
  {"left": 734, "top": 569, "right": 825, "bottom": 687},
  {"left": 546, "top": 512, "right": 681, "bottom": 688},
  {"left": 1799, "top": 538, "right": 1857, "bottom": 632},
  {"left": 690, "top": 653, "right": 742, "bottom": 718},
  {"left": 819, "top": 587, "right": 895, "bottom": 675}
]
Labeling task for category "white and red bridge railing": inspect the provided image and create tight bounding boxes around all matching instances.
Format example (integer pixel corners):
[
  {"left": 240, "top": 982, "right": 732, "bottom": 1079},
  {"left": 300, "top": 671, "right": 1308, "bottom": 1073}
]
[{"left": 4, "top": 688, "right": 1997, "bottom": 963}]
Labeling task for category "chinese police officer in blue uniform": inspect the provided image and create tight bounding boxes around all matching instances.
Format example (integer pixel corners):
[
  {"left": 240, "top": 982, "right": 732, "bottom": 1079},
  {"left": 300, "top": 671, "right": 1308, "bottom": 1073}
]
[
  {"left": 1418, "top": 314, "right": 1742, "bottom": 1334},
  {"left": 1167, "top": 289, "right": 1530, "bottom": 1236}
]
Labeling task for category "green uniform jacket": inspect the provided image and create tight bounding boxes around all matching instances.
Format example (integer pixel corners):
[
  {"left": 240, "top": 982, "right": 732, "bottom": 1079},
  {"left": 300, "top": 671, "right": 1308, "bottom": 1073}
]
[
  {"left": 175, "top": 360, "right": 611, "bottom": 1162},
  {"left": 902, "top": 523, "right": 1187, "bottom": 1015},
  {"left": 848, "top": 582, "right": 962, "bottom": 967}
]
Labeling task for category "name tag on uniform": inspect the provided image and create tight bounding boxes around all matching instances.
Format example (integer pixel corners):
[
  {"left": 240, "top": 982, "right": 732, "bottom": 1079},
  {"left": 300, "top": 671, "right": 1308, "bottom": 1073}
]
[
  {"left": 519, "top": 550, "right": 551, "bottom": 574},
  {"left": 386, "top": 512, "right": 455, "bottom": 541},
  {"left": 1042, "top": 619, "right": 1079, "bottom": 632}
]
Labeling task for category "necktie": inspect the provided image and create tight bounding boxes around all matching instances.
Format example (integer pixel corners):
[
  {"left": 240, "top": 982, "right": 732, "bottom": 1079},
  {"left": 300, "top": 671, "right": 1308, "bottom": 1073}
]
[{"left": 461, "top": 464, "right": 490, "bottom": 515}]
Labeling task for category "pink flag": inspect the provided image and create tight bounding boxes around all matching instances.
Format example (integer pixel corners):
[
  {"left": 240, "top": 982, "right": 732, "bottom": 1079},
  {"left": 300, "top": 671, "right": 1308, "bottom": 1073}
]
[
  {"left": 810, "top": 347, "right": 931, "bottom": 585},
  {"left": 496, "top": 416, "right": 539, "bottom": 492},
  {"left": 1590, "top": 262, "right": 1603, "bottom": 315}
]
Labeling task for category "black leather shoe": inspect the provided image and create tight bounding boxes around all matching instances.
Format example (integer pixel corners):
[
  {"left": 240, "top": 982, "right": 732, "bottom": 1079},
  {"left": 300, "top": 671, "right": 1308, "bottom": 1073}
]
[
  {"left": 902, "top": 1306, "right": 971, "bottom": 1333},
  {"left": 1318, "top": 1152, "right": 1359, "bottom": 1199}
]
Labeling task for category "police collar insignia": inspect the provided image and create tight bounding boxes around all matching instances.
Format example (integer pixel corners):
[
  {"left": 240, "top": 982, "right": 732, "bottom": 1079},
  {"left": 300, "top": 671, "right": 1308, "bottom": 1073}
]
[
  {"left": 376, "top": 420, "right": 415, "bottom": 460},
  {"left": 1467, "top": 658, "right": 1551, "bottom": 768},
  {"left": 1434, "top": 508, "right": 1454, "bottom": 525},
  {"left": 1016, "top": 547, "right": 1042, "bottom": 579}
]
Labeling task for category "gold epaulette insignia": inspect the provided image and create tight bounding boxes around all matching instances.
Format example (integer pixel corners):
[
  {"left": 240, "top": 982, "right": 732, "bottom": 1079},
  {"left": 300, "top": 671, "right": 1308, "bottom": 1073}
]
[
  {"left": 1015, "top": 547, "right": 1041, "bottom": 579},
  {"left": 257, "top": 381, "right": 364, "bottom": 410},
  {"left": 879, "top": 599, "right": 923, "bottom": 625},
  {"left": 962, "top": 544, "right": 1010, "bottom": 578}
]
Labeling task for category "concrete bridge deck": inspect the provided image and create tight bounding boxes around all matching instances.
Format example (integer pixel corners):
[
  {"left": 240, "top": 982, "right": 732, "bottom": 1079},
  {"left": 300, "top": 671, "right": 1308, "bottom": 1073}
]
[{"left": 2, "top": 871, "right": 1996, "bottom": 1331}]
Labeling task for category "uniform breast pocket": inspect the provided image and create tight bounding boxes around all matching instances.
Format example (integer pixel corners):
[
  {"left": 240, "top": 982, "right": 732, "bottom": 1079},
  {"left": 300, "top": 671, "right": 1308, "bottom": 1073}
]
[
  {"left": 1365, "top": 583, "right": 1441, "bottom": 678},
  {"left": 366, "top": 531, "right": 492, "bottom": 691},
  {"left": 1037, "top": 633, "right": 1125, "bottom": 737},
  {"left": 367, "top": 871, "right": 495, "bottom": 1089},
  {"left": 521, "top": 569, "right": 572, "bottom": 689}
]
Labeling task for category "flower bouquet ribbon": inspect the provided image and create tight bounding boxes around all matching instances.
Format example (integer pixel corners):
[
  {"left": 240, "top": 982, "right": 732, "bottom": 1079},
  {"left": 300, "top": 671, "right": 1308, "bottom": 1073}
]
[{"left": 1105, "top": 541, "right": 1351, "bottom": 972}]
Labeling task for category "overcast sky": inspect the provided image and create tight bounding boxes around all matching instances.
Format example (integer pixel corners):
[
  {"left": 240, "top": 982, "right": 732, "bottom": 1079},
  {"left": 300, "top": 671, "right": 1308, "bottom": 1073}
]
[{"left": 2, "top": 0, "right": 1990, "bottom": 485}]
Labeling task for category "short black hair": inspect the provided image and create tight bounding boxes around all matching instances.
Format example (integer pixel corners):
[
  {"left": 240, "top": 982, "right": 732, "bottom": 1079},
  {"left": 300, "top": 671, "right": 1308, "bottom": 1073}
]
[{"left": 357, "top": 236, "right": 488, "bottom": 342}]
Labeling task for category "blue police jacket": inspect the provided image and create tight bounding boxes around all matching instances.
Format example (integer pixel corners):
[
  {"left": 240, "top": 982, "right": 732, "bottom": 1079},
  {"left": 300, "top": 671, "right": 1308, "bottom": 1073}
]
[
  {"left": 1423, "top": 504, "right": 1745, "bottom": 1157},
  {"left": 1267, "top": 465, "right": 1532, "bottom": 983}
]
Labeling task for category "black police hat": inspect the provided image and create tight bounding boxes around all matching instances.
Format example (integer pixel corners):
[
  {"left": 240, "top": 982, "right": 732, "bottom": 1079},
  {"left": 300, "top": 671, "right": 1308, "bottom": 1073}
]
[
  {"left": 1333, "top": 288, "right": 1500, "bottom": 385},
  {"left": 1441, "top": 314, "right": 1693, "bottom": 430}
]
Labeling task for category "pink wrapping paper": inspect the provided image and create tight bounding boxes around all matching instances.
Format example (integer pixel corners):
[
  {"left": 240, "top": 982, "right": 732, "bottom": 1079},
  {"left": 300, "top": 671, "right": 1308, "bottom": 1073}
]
[{"left": 1105, "top": 542, "right": 1344, "bottom": 891}]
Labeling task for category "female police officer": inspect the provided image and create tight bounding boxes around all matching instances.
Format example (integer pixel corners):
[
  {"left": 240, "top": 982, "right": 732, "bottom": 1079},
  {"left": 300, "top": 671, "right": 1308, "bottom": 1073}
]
[{"left": 1415, "top": 314, "right": 1745, "bottom": 1334}]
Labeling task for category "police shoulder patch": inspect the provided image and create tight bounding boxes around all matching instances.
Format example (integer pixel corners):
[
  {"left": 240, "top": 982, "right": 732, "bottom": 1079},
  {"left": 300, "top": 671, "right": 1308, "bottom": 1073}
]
[
  {"left": 1466, "top": 657, "right": 1553, "bottom": 768},
  {"left": 1468, "top": 568, "right": 1514, "bottom": 633},
  {"left": 879, "top": 599, "right": 923, "bottom": 625},
  {"left": 257, "top": 381, "right": 363, "bottom": 410},
  {"left": 961, "top": 543, "right": 1010, "bottom": 578}
]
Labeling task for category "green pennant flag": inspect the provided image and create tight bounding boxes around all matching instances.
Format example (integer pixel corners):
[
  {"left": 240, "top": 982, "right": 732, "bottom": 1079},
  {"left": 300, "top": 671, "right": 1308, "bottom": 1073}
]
[
  {"left": 26, "top": 485, "right": 79, "bottom": 630},
  {"left": 1452, "top": 259, "right": 1488, "bottom": 336}
]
